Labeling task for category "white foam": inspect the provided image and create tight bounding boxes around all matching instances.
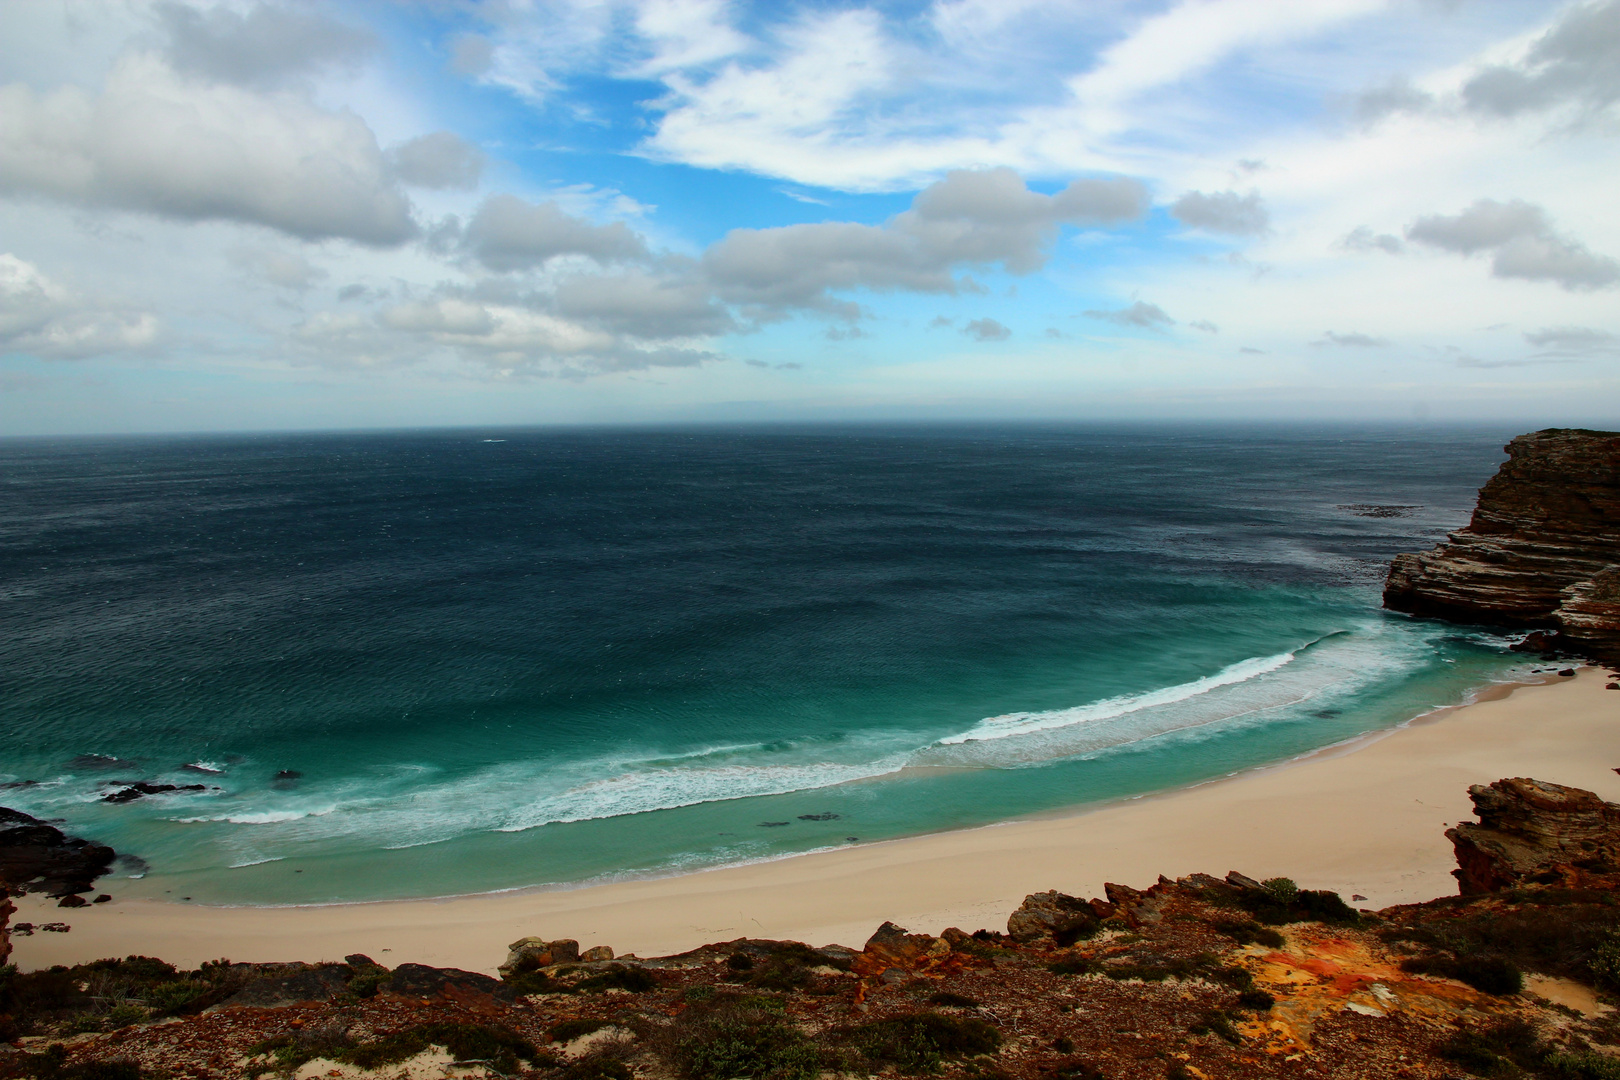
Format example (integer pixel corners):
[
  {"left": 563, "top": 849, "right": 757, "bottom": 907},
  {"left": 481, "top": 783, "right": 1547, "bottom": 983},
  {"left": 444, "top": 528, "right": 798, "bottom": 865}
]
[
  {"left": 935, "top": 649, "right": 1300, "bottom": 745},
  {"left": 228, "top": 856, "right": 285, "bottom": 868}
]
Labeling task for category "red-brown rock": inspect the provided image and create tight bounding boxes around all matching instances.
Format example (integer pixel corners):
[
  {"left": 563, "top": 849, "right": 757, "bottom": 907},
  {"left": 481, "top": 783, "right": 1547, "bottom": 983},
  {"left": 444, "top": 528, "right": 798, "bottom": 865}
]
[{"left": 1446, "top": 777, "right": 1620, "bottom": 894}]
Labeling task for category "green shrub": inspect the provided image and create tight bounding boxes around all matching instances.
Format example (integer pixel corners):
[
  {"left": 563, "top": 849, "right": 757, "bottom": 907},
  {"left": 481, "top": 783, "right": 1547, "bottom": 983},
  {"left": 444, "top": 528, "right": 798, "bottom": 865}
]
[
  {"left": 1236, "top": 988, "right": 1275, "bottom": 1011},
  {"left": 926, "top": 990, "right": 980, "bottom": 1008},
  {"left": 551, "top": 1018, "right": 616, "bottom": 1043},
  {"left": 507, "top": 969, "right": 571, "bottom": 995},
  {"left": 144, "top": 979, "right": 210, "bottom": 1014},
  {"left": 846, "top": 1012, "right": 1002, "bottom": 1073},
  {"left": 103, "top": 1004, "right": 148, "bottom": 1029},
  {"left": 576, "top": 965, "right": 659, "bottom": 994},
  {"left": 1261, "top": 878, "right": 1298, "bottom": 904},
  {"left": 1545, "top": 1051, "right": 1620, "bottom": 1080},
  {"left": 1047, "top": 957, "right": 1102, "bottom": 977},
  {"left": 1435, "top": 1020, "right": 1545, "bottom": 1078},
  {"left": 683, "top": 985, "right": 715, "bottom": 1002},
  {"left": 673, "top": 997, "right": 820, "bottom": 1080},
  {"left": 726, "top": 952, "right": 756, "bottom": 972},
  {"left": 1189, "top": 1010, "right": 1241, "bottom": 1045},
  {"left": 1400, "top": 955, "right": 1523, "bottom": 996},
  {"left": 1214, "top": 920, "right": 1286, "bottom": 949},
  {"left": 559, "top": 1059, "right": 633, "bottom": 1080}
]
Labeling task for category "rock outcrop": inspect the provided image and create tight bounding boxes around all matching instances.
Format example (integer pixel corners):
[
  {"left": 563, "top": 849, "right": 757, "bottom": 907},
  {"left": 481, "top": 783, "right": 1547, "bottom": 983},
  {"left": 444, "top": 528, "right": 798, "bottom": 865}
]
[
  {"left": 1383, "top": 428, "right": 1620, "bottom": 657},
  {"left": 0, "top": 807, "right": 117, "bottom": 899},
  {"left": 1447, "top": 777, "right": 1620, "bottom": 894}
]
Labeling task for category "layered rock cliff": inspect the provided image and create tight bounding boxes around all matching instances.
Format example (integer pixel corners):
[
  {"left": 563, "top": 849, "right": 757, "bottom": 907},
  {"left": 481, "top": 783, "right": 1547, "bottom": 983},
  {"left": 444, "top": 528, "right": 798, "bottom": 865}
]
[
  {"left": 1447, "top": 776, "right": 1620, "bottom": 894},
  {"left": 1383, "top": 427, "right": 1620, "bottom": 657}
]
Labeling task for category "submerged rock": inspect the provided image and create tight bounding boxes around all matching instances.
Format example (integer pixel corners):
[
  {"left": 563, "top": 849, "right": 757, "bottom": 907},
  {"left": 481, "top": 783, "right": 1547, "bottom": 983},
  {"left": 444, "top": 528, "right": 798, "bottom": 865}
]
[{"left": 1447, "top": 777, "right": 1620, "bottom": 894}]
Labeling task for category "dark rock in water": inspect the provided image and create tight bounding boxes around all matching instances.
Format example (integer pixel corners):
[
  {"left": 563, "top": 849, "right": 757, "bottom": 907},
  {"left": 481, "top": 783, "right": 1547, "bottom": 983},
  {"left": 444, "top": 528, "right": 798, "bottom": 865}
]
[
  {"left": 0, "top": 779, "right": 40, "bottom": 790},
  {"left": 115, "top": 853, "right": 150, "bottom": 878},
  {"left": 0, "top": 806, "right": 117, "bottom": 897},
  {"left": 271, "top": 770, "right": 303, "bottom": 790},
  {"left": 758, "top": 821, "right": 790, "bottom": 827},
  {"left": 1559, "top": 668, "right": 1576, "bottom": 676},
  {"left": 1338, "top": 504, "right": 1421, "bottom": 518},
  {"left": 67, "top": 754, "right": 140, "bottom": 771},
  {"left": 100, "top": 782, "right": 208, "bottom": 803},
  {"left": 1384, "top": 428, "right": 1620, "bottom": 661},
  {"left": 797, "top": 812, "right": 841, "bottom": 821},
  {"left": 1447, "top": 777, "right": 1620, "bottom": 894}
]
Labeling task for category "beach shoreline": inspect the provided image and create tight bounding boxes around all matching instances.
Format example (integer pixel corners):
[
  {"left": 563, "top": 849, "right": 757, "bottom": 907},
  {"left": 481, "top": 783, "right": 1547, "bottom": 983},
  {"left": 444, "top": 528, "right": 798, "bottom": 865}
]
[{"left": 13, "top": 665, "right": 1620, "bottom": 975}]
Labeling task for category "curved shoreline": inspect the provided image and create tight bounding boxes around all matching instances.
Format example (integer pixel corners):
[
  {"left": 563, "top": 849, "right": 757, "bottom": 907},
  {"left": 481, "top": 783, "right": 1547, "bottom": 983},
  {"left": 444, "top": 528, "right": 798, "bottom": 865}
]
[{"left": 13, "top": 666, "right": 1620, "bottom": 974}]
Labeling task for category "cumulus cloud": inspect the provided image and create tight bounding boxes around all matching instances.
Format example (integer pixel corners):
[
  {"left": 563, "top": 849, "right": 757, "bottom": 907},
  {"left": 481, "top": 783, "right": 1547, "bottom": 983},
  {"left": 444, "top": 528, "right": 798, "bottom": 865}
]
[
  {"left": 1406, "top": 199, "right": 1620, "bottom": 290},
  {"left": 1083, "top": 301, "right": 1173, "bottom": 329},
  {"left": 1462, "top": 0, "right": 1620, "bottom": 120},
  {"left": 553, "top": 269, "right": 734, "bottom": 339},
  {"left": 0, "top": 253, "right": 158, "bottom": 360},
  {"left": 703, "top": 168, "right": 1147, "bottom": 313},
  {"left": 0, "top": 54, "right": 415, "bottom": 244},
  {"left": 1314, "top": 331, "right": 1389, "bottom": 347},
  {"left": 155, "top": 2, "right": 377, "bottom": 88},
  {"left": 962, "top": 317, "right": 1010, "bottom": 341},
  {"left": 1170, "top": 190, "right": 1269, "bottom": 236},
  {"left": 1340, "top": 226, "right": 1404, "bottom": 254},
  {"left": 461, "top": 194, "right": 650, "bottom": 272},
  {"left": 388, "top": 132, "right": 484, "bottom": 191}
]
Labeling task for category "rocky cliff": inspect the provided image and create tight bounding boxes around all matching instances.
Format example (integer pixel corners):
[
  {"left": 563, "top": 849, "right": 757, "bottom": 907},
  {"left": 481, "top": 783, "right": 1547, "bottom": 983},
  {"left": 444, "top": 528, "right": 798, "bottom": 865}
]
[
  {"left": 1383, "top": 427, "right": 1620, "bottom": 657},
  {"left": 1447, "top": 776, "right": 1620, "bottom": 894}
]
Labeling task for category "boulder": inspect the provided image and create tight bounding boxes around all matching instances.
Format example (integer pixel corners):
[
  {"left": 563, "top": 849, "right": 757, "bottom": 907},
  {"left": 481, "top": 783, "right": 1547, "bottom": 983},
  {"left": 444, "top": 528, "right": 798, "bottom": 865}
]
[
  {"left": 581, "top": 945, "right": 615, "bottom": 962},
  {"left": 1447, "top": 777, "right": 1620, "bottom": 894},
  {"left": 499, "top": 937, "right": 580, "bottom": 976},
  {"left": 855, "top": 921, "right": 950, "bottom": 976},
  {"left": 1007, "top": 891, "right": 1104, "bottom": 944}
]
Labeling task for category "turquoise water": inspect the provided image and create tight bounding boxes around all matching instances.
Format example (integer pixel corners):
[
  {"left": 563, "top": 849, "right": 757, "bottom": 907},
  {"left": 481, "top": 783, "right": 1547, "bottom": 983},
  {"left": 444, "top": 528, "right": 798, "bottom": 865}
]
[{"left": 0, "top": 424, "right": 1531, "bottom": 904}]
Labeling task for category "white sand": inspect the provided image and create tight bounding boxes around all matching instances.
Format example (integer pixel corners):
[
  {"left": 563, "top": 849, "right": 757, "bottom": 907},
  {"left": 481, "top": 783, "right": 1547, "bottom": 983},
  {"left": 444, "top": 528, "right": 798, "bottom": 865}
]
[{"left": 13, "top": 667, "right": 1620, "bottom": 974}]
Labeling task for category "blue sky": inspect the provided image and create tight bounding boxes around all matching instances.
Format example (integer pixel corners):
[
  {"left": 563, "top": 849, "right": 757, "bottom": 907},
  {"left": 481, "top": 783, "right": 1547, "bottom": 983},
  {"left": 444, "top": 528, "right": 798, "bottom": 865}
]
[{"left": 1, "top": 0, "right": 1618, "bottom": 434}]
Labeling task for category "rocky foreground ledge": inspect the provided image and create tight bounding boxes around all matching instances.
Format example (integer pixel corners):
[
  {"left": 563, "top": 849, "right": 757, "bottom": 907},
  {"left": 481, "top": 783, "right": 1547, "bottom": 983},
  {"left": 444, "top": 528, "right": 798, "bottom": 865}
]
[
  {"left": 1384, "top": 428, "right": 1620, "bottom": 660},
  {"left": 5, "top": 777, "right": 1620, "bottom": 1080}
]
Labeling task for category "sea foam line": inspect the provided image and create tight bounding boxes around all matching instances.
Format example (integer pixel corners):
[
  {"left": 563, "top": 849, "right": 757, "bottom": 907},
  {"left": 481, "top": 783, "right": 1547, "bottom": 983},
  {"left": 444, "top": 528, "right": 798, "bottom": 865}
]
[{"left": 935, "top": 649, "right": 1301, "bottom": 746}]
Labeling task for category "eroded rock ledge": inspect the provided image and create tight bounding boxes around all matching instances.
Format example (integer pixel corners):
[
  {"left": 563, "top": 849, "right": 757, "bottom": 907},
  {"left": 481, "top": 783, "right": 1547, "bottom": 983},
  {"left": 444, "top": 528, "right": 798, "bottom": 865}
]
[
  {"left": 1383, "top": 427, "right": 1620, "bottom": 658},
  {"left": 1448, "top": 776, "right": 1620, "bottom": 894}
]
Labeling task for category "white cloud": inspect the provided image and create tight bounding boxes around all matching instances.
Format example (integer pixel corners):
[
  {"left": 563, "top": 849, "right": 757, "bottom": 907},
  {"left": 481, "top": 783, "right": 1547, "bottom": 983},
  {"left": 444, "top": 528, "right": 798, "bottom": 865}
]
[
  {"left": 1170, "top": 190, "right": 1269, "bottom": 235},
  {"left": 704, "top": 168, "right": 1147, "bottom": 312},
  {"left": 1462, "top": 0, "right": 1620, "bottom": 120},
  {"left": 154, "top": 1, "right": 377, "bottom": 89},
  {"left": 388, "top": 132, "right": 484, "bottom": 192},
  {"left": 0, "top": 54, "right": 415, "bottom": 244},
  {"left": 1406, "top": 198, "right": 1620, "bottom": 290},
  {"left": 461, "top": 194, "right": 651, "bottom": 272},
  {"left": 229, "top": 249, "right": 328, "bottom": 291},
  {"left": 0, "top": 253, "right": 157, "bottom": 359}
]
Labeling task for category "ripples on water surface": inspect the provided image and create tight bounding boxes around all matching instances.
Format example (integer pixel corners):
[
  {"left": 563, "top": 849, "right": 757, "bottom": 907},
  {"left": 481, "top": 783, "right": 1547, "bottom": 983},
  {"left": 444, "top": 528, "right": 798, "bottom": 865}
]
[{"left": 0, "top": 424, "right": 1534, "bottom": 902}]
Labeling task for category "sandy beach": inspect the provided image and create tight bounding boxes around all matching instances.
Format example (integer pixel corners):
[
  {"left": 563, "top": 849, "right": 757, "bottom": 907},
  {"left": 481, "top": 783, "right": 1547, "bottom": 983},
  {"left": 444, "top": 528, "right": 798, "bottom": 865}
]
[{"left": 12, "top": 665, "right": 1620, "bottom": 975}]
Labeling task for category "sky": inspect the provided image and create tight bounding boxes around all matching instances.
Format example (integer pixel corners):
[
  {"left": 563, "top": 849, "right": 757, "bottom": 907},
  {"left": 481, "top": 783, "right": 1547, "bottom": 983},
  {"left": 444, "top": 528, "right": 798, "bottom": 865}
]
[{"left": 1, "top": 0, "right": 1618, "bottom": 435}]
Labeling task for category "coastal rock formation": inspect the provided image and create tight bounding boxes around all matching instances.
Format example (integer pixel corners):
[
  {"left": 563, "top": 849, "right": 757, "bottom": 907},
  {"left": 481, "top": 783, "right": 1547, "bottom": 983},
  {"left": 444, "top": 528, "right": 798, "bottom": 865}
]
[
  {"left": 1383, "top": 428, "right": 1620, "bottom": 656},
  {"left": 1447, "top": 776, "right": 1620, "bottom": 894},
  {"left": 0, "top": 807, "right": 117, "bottom": 899},
  {"left": 0, "top": 885, "right": 13, "bottom": 967},
  {"left": 1006, "top": 890, "right": 1109, "bottom": 944},
  {"left": 498, "top": 937, "right": 579, "bottom": 976}
]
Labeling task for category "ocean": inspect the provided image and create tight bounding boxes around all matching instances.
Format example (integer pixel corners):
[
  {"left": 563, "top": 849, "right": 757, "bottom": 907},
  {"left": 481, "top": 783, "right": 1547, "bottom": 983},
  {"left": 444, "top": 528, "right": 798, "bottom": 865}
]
[{"left": 0, "top": 424, "right": 1536, "bottom": 905}]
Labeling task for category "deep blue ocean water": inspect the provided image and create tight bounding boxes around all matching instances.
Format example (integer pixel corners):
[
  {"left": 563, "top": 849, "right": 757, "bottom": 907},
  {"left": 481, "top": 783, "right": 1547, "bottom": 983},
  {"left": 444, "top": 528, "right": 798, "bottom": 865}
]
[{"left": 0, "top": 425, "right": 1534, "bottom": 904}]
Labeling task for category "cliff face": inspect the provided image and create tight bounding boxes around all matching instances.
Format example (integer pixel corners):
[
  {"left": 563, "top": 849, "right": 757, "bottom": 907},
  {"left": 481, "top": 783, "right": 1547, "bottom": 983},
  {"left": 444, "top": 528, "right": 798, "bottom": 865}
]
[
  {"left": 1383, "top": 428, "right": 1620, "bottom": 656},
  {"left": 1447, "top": 777, "right": 1620, "bottom": 894}
]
